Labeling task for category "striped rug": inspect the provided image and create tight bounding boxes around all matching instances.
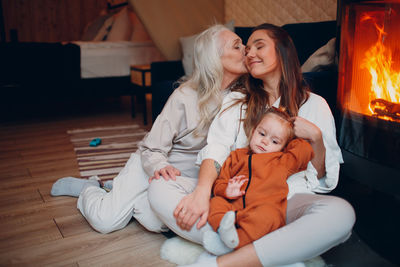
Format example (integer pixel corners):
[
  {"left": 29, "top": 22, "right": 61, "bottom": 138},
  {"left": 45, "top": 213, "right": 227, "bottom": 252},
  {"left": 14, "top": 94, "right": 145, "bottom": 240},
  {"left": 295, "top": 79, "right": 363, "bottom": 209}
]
[{"left": 67, "top": 124, "right": 148, "bottom": 180}]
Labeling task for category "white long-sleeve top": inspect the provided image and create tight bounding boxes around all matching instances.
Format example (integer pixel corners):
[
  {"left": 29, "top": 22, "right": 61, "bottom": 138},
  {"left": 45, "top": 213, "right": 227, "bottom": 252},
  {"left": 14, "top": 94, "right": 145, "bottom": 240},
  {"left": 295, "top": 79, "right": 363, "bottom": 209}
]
[
  {"left": 197, "top": 91, "right": 343, "bottom": 198},
  {"left": 138, "top": 85, "right": 208, "bottom": 178}
]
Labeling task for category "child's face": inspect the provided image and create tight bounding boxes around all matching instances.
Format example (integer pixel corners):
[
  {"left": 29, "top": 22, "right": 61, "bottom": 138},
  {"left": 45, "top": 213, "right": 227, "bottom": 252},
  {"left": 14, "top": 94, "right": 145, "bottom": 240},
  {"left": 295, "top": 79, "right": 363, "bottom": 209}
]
[{"left": 249, "top": 114, "right": 289, "bottom": 154}]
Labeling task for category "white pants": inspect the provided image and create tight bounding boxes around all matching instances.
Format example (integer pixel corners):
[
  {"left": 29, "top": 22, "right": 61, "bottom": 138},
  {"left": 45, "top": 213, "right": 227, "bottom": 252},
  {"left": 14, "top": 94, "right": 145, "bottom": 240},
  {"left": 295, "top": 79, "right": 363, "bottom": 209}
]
[
  {"left": 148, "top": 176, "right": 213, "bottom": 243},
  {"left": 254, "top": 193, "right": 356, "bottom": 266},
  {"left": 148, "top": 177, "right": 356, "bottom": 266},
  {"left": 77, "top": 151, "right": 166, "bottom": 234}
]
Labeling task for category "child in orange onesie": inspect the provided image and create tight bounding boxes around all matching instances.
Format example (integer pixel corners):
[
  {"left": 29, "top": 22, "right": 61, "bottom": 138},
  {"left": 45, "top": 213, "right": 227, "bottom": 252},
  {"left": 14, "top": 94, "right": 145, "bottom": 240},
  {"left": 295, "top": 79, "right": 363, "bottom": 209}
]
[{"left": 203, "top": 107, "right": 314, "bottom": 255}]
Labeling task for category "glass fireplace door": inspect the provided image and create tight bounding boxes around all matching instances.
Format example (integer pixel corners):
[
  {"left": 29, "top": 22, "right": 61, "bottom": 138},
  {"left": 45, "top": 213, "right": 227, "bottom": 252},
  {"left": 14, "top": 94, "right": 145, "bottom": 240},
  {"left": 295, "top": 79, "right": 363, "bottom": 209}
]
[{"left": 337, "top": 0, "right": 400, "bottom": 169}]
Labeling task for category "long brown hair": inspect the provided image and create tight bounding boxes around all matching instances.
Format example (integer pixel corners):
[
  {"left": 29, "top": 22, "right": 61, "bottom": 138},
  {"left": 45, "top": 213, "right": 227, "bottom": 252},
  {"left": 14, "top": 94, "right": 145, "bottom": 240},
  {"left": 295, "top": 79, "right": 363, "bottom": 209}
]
[{"left": 235, "top": 23, "right": 309, "bottom": 137}]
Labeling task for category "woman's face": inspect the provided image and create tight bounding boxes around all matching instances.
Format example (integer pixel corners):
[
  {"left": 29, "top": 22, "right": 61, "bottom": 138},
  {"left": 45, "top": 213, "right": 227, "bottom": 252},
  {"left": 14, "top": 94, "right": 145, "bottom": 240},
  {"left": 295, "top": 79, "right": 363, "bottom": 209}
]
[
  {"left": 220, "top": 30, "right": 247, "bottom": 78},
  {"left": 245, "top": 29, "right": 279, "bottom": 79}
]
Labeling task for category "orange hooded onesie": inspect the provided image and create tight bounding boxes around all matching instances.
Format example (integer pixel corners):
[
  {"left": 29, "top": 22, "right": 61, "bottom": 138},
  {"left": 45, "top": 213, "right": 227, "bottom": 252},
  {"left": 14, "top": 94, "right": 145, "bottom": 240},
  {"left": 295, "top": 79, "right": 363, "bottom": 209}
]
[{"left": 208, "top": 138, "right": 314, "bottom": 249}]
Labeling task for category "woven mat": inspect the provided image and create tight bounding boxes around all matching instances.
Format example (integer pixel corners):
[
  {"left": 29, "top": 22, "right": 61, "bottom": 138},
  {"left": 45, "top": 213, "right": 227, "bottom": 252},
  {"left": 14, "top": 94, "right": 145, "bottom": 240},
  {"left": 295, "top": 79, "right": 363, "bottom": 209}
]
[{"left": 67, "top": 124, "right": 148, "bottom": 180}]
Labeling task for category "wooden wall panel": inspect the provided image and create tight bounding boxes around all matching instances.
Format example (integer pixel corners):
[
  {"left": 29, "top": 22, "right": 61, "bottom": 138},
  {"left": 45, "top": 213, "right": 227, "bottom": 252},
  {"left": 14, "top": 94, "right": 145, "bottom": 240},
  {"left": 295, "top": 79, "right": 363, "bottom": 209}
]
[
  {"left": 225, "top": 0, "right": 337, "bottom": 27},
  {"left": 130, "top": 0, "right": 224, "bottom": 60},
  {"left": 2, "top": 0, "right": 108, "bottom": 42}
]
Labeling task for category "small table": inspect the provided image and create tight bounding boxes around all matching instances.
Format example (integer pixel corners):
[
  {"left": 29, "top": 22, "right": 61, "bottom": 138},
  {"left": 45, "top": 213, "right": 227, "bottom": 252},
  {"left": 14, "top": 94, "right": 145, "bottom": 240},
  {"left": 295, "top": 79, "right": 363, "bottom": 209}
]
[{"left": 130, "top": 64, "right": 151, "bottom": 125}]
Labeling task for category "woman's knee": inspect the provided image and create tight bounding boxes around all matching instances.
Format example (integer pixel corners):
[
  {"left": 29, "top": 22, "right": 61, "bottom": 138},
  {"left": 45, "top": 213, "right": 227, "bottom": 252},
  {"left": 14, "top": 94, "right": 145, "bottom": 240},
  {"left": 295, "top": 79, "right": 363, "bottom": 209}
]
[
  {"left": 316, "top": 195, "right": 356, "bottom": 239},
  {"left": 89, "top": 220, "right": 121, "bottom": 234},
  {"left": 147, "top": 179, "right": 168, "bottom": 212},
  {"left": 78, "top": 192, "right": 130, "bottom": 234},
  {"left": 335, "top": 196, "right": 356, "bottom": 232},
  {"left": 83, "top": 212, "right": 129, "bottom": 234},
  {"left": 148, "top": 178, "right": 189, "bottom": 221}
]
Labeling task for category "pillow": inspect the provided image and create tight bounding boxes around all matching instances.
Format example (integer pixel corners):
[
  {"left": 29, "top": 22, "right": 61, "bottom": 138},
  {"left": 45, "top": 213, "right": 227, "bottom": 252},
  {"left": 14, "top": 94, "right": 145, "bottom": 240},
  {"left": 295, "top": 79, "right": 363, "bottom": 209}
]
[
  {"left": 301, "top": 38, "right": 336, "bottom": 73},
  {"left": 179, "top": 34, "right": 197, "bottom": 76},
  {"left": 179, "top": 20, "right": 235, "bottom": 76},
  {"left": 106, "top": 7, "right": 133, "bottom": 41},
  {"left": 225, "top": 20, "right": 235, "bottom": 32}
]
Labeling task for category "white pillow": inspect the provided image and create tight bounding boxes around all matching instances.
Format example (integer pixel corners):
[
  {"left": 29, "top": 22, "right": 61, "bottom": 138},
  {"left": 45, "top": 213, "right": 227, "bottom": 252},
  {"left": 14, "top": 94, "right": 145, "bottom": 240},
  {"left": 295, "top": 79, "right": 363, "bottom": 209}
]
[
  {"left": 179, "top": 34, "right": 197, "bottom": 76},
  {"left": 225, "top": 20, "right": 235, "bottom": 32},
  {"left": 179, "top": 20, "right": 235, "bottom": 76},
  {"left": 301, "top": 38, "right": 336, "bottom": 72}
]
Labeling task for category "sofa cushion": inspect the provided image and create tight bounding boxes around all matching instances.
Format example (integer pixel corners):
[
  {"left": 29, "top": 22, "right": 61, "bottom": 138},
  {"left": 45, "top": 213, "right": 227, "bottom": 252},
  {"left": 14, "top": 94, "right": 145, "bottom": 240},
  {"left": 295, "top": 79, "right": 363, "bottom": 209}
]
[
  {"left": 234, "top": 27, "right": 253, "bottom": 45},
  {"left": 301, "top": 38, "right": 336, "bottom": 72},
  {"left": 303, "top": 69, "right": 338, "bottom": 114},
  {"left": 151, "top": 80, "right": 180, "bottom": 122},
  {"left": 281, "top": 21, "right": 337, "bottom": 65},
  {"left": 151, "top": 60, "right": 184, "bottom": 84}
]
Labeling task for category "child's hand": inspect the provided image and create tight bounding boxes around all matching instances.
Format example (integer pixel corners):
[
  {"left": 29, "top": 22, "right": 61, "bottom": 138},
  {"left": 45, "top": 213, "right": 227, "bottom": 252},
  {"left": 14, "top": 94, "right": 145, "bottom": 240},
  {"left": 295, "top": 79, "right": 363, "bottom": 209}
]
[{"left": 225, "top": 175, "right": 248, "bottom": 199}]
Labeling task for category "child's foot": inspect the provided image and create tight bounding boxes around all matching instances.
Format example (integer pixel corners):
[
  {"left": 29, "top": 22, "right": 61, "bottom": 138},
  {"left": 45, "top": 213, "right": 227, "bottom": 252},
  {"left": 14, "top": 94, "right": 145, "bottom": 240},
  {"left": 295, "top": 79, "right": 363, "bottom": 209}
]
[
  {"left": 218, "top": 211, "right": 239, "bottom": 249},
  {"left": 51, "top": 177, "right": 99, "bottom": 197},
  {"left": 202, "top": 230, "right": 233, "bottom": 256}
]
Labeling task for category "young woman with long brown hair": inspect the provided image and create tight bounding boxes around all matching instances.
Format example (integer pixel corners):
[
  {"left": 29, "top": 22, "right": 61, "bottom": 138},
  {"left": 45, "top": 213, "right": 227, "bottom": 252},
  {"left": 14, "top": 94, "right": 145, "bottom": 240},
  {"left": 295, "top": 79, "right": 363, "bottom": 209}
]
[{"left": 169, "top": 23, "right": 356, "bottom": 267}]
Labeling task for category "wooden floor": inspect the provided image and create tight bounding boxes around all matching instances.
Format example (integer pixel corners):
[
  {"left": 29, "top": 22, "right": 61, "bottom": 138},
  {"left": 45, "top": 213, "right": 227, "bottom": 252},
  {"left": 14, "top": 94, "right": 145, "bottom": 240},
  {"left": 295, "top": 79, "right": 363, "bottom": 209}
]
[{"left": 0, "top": 97, "right": 175, "bottom": 266}]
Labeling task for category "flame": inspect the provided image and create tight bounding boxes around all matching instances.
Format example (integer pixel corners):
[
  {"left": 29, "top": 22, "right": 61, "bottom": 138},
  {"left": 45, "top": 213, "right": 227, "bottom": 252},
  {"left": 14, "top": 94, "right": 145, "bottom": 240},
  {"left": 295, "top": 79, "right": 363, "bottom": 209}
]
[{"left": 361, "top": 13, "right": 400, "bottom": 120}]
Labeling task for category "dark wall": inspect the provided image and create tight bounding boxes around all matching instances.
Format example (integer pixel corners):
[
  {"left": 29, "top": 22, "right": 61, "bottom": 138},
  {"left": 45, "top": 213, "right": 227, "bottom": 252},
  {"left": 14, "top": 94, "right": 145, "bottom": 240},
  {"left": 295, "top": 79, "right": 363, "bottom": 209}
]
[{"left": 1, "top": 0, "right": 107, "bottom": 42}]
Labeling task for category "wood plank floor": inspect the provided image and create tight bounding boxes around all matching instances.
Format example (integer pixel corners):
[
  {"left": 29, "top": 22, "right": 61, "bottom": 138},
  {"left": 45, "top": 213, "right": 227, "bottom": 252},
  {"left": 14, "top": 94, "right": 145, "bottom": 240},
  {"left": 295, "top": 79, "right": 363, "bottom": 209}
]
[{"left": 0, "top": 97, "right": 175, "bottom": 266}]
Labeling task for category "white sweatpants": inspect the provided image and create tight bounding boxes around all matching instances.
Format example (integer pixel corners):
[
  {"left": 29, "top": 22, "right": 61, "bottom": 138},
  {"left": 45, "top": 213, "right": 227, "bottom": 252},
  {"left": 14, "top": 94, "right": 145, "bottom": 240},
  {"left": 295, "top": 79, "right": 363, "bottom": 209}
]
[
  {"left": 77, "top": 151, "right": 167, "bottom": 234},
  {"left": 148, "top": 177, "right": 356, "bottom": 266},
  {"left": 254, "top": 193, "right": 356, "bottom": 266},
  {"left": 148, "top": 176, "right": 213, "bottom": 243}
]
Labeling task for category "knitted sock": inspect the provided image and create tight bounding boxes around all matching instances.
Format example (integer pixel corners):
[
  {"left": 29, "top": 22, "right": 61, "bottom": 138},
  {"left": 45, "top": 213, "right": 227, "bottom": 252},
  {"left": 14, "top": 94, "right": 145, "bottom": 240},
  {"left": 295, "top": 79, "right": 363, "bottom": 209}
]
[
  {"left": 218, "top": 211, "right": 239, "bottom": 249},
  {"left": 202, "top": 230, "right": 233, "bottom": 256},
  {"left": 51, "top": 177, "right": 99, "bottom": 197}
]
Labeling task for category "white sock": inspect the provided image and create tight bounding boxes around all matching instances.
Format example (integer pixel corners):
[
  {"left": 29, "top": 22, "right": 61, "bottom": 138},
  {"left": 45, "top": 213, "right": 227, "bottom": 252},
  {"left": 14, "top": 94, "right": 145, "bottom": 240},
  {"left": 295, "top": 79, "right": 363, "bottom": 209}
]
[
  {"left": 103, "top": 180, "right": 113, "bottom": 190},
  {"left": 178, "top": 251, "right": 217, "bottom": 267},
  {"left": 202, "top": 230, "right": 233, "bottom": 256},
  {"left": 51, "top": 177, "right": 99, "bottom": 197},
  {"left": 218, "top": 211, "right": 239, "bottom": 249}
]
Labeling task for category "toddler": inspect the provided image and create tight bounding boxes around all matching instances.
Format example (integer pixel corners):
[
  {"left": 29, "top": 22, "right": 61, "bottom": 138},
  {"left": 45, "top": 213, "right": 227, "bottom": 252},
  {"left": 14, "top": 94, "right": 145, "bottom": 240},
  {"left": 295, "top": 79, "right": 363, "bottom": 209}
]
[{"left": 203, "top": 107, "right": 314, "bottom": 255}]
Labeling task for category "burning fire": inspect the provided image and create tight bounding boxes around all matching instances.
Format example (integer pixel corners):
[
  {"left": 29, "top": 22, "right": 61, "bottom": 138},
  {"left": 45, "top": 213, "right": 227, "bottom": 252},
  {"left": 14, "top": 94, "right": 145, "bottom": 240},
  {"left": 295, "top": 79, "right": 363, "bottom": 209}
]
[{"left": 361, "top": 12, "right": 400, "bottom": 121}]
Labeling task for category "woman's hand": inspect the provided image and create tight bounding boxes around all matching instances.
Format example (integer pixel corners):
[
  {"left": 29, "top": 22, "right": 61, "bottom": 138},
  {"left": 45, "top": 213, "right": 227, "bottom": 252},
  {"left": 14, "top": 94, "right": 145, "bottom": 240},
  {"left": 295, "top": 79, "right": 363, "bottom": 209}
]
[
  {"left": 292, "top": 116, "right": 326, "bottom": 178},
  {"left": 225, "top": 175, "right": 248, "bottom": 199},
  {"left": 173, "top": 186, "right": 210, "bottom": 231},
  {"left": 149, "top": 165, "right": 181, "bottom": 183},
  {"left": 292, "top": 116, "right": 321, "bottom": 143}
]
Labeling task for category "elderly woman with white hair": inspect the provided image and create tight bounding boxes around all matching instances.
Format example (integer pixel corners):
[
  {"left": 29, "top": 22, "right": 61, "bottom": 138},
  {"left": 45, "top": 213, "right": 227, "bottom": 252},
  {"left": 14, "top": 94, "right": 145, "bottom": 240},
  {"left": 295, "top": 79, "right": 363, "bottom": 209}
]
[{"left": 51, "top": 24, "right": 248, "bottom": 235}]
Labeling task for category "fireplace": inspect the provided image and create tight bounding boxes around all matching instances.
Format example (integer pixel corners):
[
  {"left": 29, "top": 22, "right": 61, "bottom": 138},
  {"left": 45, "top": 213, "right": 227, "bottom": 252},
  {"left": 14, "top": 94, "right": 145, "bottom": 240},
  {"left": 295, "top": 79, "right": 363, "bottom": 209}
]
[
  {"left": 338, "top": 0, "right": 400, "bottom": 168},
  {"left": 336, "top": 0, "right": 400, "bottom": 265}
]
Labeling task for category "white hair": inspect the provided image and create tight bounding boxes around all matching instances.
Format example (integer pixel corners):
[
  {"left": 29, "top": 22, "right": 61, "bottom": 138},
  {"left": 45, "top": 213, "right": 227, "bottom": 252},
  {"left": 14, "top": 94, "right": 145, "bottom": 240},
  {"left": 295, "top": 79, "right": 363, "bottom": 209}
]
[{"left": 180, "top": 24, "right": 230, "bottom": 136}]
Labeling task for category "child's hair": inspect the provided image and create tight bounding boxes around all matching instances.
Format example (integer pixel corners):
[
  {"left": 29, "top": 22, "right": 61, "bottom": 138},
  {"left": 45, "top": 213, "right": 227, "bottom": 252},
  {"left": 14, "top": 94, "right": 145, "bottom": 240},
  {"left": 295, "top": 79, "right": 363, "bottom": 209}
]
[{"left": 250, "top": 106, "right": 295, "bottom": 145}]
